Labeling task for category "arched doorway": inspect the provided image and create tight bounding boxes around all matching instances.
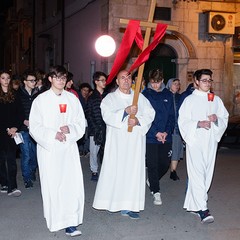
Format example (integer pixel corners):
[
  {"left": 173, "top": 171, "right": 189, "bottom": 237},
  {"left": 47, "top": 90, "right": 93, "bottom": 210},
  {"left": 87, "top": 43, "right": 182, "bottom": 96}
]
[
  {"left": 128, "top": 32, "right": 197, "bottom": 91},
  {"left": 144, "top": 43, "right": 178, "bottom": 84}
]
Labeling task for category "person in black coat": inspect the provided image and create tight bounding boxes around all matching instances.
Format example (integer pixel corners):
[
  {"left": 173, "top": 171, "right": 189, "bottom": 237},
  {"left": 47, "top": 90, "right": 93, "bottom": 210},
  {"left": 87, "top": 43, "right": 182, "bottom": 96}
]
[
  {"left": 85, "top": 71, "right": 107, "bottom": 181},
  {"left": 18, "top": 70, "right": 39, "bottom": 188},
  {"left": 0, "top": 70, "right": 24, "bottom": 196},
  {"left": 78, "top": 82, "right": 92, "bottom": 156}
]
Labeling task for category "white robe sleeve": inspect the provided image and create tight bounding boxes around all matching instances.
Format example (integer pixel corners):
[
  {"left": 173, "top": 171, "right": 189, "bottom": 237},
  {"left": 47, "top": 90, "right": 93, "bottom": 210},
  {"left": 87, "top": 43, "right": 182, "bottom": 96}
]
[
  {"left": 29, "top": 92, "right": 86, "bottom": 151},
  {"left": 101, "top": 91, "right": 155, "bottom": 136},
  {"left": 135, "top": 94, "right": 156, "bottom": 135},
  {"left": 211, "top": 96, "right": 229, "bottom": 142},
  {"left": 29, "top": 97, "right": 57, "bottom": 151},
  {"left": 178, "top": 94, "right": 228, "bottom": 146},
  {"left": 178, "top": 98, "right": 199, "bottom": 146}
]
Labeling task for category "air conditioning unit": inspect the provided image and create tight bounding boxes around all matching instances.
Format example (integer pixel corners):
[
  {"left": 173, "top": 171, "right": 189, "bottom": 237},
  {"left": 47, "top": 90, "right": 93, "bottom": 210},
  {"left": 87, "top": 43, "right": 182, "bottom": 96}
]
[{"left": 208, "top": 12, "right": 235, "bottom": 34}]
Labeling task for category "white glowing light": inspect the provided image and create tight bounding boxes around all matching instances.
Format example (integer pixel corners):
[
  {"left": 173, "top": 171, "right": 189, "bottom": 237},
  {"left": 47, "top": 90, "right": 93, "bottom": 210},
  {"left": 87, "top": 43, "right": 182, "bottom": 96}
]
[{"left": 95, "top": 35, "right": 116, "bottom": 57}]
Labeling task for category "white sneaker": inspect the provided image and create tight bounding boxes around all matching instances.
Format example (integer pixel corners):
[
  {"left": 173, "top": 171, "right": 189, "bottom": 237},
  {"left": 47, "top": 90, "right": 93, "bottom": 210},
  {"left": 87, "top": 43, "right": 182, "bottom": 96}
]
[
  {"left": 153, "top": 192, "right": 162, "bottom": 205},
  {"left": 8, "top": 189, "right": 21, "bottom": 197}
]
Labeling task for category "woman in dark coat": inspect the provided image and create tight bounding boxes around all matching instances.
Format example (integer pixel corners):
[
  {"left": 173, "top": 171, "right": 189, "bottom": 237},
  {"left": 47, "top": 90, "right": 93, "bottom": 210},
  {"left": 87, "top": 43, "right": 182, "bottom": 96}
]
[{"left": 0, "top": 70, "right": 24, "bottom": 196}]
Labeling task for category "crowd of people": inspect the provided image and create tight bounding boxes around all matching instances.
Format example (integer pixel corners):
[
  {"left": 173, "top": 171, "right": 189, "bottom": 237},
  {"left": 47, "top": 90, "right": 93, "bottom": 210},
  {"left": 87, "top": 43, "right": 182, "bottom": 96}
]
[{"left": 0, "top": 66, "right": 228, "bottom": 237}]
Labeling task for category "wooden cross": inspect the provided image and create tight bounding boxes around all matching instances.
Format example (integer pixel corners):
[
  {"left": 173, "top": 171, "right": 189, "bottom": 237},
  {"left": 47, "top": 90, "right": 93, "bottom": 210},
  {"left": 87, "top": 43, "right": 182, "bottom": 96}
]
[{"left": 120, "top": 0, "right": 178, "bottom": 132}]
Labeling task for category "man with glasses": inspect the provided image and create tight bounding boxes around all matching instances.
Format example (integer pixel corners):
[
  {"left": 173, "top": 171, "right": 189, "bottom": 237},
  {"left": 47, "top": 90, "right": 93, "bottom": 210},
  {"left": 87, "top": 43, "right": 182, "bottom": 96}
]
[
  {"left": 93, "top": 70, "right": 155, "bottom": 219},
  {"left": 178, "top": 69, "right": 229, "bottom": 223},
  {"left": 18, "top": 70, "right": 39, "bottom": 189},
  {"left": 29, "top": 65, "right": 85, "bottom": 236},
  {"left": 85, "top": 71, "right": 107, "bottom": 181}
]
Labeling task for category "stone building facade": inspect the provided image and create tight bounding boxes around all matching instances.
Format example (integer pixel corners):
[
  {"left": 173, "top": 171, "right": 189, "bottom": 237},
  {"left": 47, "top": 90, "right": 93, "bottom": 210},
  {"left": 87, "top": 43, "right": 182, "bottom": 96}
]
[
  {"left": 4, "top": 0, "right": 240, "bottom": 115},
  {"left": 106, "top": 0, "right": 240, "bottom": 115}
]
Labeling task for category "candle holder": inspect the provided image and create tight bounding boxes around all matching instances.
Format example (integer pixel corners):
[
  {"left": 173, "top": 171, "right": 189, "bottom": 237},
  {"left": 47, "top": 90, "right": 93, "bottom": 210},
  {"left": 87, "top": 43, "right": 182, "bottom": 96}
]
[
  {"left": 59, "top": 104, "right": 67, "bottom": 125},
  {"left": 207, "top": 92, "right": 214, "bottom": 122},
  {"left": 59, "top": 104, "right": 67, "bottom": 113},
  {"left": 59, "top": 104, "right": 67, "bottom": 143},
  {"left": 208, "top": 92, "right": 214, "bottom": 102}
]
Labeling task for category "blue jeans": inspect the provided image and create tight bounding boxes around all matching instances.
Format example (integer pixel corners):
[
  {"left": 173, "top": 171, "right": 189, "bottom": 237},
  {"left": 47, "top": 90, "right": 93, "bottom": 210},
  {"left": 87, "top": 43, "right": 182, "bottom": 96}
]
[{"left": 19, "top": 131, "right": 38, "bottom": 182}]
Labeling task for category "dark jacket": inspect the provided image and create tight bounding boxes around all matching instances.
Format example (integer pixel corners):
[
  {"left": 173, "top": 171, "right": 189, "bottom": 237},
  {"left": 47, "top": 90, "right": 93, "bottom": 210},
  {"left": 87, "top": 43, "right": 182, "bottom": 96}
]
[
  {"left": 85, "top": 89, "right": 106, "bottom": 144},
  {"left": 178, "top": 83, "right": 194, "bottom": 107},
  {"left": 143, "top": 88, "right": 175, "bottom": 144},
  {"left": 17, "top": 86, "right": 39, "bottom": 132},
  {"left": 171, "top": 91, "right": 181, "bottom": 135},
  {"left": 0, "top": 92, "right": 24, "bottom": 150}
]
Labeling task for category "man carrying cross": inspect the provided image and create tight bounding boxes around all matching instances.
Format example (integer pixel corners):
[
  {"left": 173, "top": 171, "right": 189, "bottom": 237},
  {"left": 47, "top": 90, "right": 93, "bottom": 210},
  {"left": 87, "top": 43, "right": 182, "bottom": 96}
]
[
  {"left": 93, "top": 0, "right": 177, "bottom": 219},
  {"left": 92, "top": 69, "right": 155, "bottom": 219}
]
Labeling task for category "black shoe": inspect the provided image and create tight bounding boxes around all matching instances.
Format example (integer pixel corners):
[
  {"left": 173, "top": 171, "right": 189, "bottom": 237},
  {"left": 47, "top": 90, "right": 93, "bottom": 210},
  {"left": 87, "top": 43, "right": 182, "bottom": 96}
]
[
  {"left": 0, "top": 186, "right": 8, "bottom": 193},
  {"left": 91, "top": 172, "right": 98, "bottom": 181},
  {"left": 197, "top": 210, "right": 214, "bottom": 223},
  {"left": 31, "top": 172, "right": 36, "bottom": 182},
  {"left": 65, "top": 226, "right": 82, "bottom": 236},
  {"left": 170, "top": 170, "right": 180, "bottom": 181},
  {"left": 24, "top": 180, "right": 33, "bottom": 189}
]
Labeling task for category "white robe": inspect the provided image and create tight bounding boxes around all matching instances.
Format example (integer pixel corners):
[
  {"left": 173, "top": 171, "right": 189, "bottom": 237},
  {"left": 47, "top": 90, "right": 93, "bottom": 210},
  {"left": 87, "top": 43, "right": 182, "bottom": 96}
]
[
  {"left": 29, "top": 89, "right": 85, "bottom": 232},
  {"left": 178, "top": 89, "right": 228, "bottom": 211},
  {"left": 92, "top": 88, "right": 155, "bottom": 212}
]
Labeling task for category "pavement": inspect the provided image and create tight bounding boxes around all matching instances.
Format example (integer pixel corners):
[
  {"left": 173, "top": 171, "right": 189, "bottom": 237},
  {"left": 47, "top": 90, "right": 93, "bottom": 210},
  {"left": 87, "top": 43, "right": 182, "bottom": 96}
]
[{"left": 0, "top": 147, "right": 240, "bottom": 240}]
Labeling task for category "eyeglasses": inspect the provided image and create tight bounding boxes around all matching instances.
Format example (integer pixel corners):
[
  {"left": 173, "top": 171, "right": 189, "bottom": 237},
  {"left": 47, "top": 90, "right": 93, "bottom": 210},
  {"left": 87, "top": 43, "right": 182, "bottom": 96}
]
[
  {"left": 199, "top": 78, "right": 213, "bottom": 83},
  {"left": 52, "top": 76, "right": 67, "bottom": 82},
  {"left": 26, "top": 79, "right": 37, "bottom": 83}
]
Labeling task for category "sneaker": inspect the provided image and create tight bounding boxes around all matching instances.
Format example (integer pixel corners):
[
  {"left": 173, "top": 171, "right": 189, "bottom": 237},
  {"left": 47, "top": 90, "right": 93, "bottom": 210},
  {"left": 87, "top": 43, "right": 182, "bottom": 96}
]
[
  {"left": 8, "top": 189, "right": 21, "bottom": 197},
  {"left": 189, "top": 211, "right": 200, "bottom": 217},
  {"left": 199, "top": 210, "right": 214, "bottom": 224},
  {"left": 170, "top": 170, "right": 180, "bottom": 181},
  {"left": 65, "top": 226, "right": 82, "bottom": 237},
  {"left": 0, "top": 186, "right": 8, "bottom": 193},
  {"left": 121, "top": 210, "right": 140, "bottom": 220},
  {"left": 191, "top": 210, "right": 214, "bottom": 224},
  {"left": 24, "top": 180, "right": 33, "bottom": 189},
  {"left": 153, "top": 192, "right": 162, "bottom": 205},
  {"left": 91, "top": 172, "right": 98, "bottom": 181}
]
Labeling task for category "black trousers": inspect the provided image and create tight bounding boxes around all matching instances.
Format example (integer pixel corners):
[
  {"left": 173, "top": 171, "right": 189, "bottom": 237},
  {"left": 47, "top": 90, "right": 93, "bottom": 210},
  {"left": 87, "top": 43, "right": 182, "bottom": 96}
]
[
  {"left": 0, "top": 146, "right": 18, "bottom": 193},
  {"left": 146, "top": 143, "right": 171, "bottom": 193}
]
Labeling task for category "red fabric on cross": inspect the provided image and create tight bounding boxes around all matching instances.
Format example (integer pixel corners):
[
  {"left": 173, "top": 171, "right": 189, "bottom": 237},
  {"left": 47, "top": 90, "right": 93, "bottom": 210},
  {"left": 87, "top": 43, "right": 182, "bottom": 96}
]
[
  {"left": 128, "top": 23, "right": 167, "bottom": 72},
  {"left": 106, "top": 20, "right": 141, "bottom": 85},
  {"left": 106, "top": 21, "right": 167, "bottom": 85}
]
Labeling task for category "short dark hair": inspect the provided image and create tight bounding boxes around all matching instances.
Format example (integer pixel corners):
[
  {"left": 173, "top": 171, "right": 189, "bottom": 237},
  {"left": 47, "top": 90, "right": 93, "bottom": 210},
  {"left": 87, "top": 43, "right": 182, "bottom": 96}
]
[
  {"left": 48, "top": 65, "right": 67, "bottom": 78},
  {"left": 149, "top": 69, "right": 163, "bottom": 82},
  {"left": 79, "top": 82, "right": 92, "bottom": 90},
  {"left": 92, "top": 71, "right": 107, "bottom": 88},
  {"left": 22, "top": 70, "right": 36, "bottom": 81},
  {"left": 195, "top": 69, "right": 213, "bottom": 81}
]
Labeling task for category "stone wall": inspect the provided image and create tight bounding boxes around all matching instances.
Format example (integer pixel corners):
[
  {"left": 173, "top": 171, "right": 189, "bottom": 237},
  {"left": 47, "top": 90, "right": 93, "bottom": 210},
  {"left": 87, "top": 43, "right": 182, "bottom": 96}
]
[{"left": 107, "top": 0, "right": 240, "bottom": 115}]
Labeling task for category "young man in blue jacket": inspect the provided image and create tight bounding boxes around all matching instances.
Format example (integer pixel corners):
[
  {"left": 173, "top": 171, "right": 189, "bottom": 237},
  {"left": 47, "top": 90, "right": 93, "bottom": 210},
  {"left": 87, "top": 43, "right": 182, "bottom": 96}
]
[{"left": 143, "top": 69, "right": 175, "bottom": 206}]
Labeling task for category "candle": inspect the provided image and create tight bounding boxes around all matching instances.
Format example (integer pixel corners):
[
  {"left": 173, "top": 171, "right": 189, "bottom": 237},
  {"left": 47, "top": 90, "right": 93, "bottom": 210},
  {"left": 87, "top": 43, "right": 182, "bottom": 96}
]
[
  {"left": 59, "top": 104, "right": 67, "bottom": 113},
  {"left": 208, "top": 92, "right": 214, "bottom": 102}
]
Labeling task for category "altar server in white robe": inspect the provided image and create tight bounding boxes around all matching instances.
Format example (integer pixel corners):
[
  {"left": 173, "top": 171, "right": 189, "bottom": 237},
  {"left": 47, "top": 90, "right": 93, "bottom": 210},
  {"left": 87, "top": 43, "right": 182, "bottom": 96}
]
[
  {"left": 29, "top": 65, "right": 85, "bottom": 237},
  {"left": 178, "top": 69, "right": 228, "bottom": 224},
  {"left": 93, "top": 70, "right": 155, "bottom": 220}
]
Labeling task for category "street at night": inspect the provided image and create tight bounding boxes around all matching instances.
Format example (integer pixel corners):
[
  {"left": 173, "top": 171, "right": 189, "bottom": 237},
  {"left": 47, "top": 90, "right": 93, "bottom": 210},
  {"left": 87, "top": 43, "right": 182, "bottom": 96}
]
[{"left": 0, "top": 147, "right": 239, "bottom": 240}]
